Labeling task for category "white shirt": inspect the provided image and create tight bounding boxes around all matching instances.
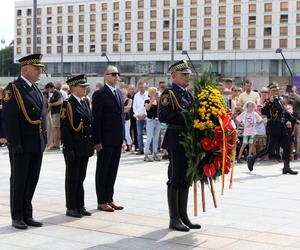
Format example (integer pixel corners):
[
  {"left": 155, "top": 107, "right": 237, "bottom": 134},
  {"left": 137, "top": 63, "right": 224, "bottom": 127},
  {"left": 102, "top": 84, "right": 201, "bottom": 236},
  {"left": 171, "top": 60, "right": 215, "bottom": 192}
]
[
  {"left": 105, "top": 83, "right": 117, "bottom": 94},
  {"left": 21, "top": 75, "right": 33, "bottom": 88},
  {"left": 72, "top": 94, "right": 82, "bottom": 105},
  {"left": 133, "top": 91, "right": 148, "bottom": 119},
  {"left": 60, "top": 90, "right": 69, "bottom": 100}
]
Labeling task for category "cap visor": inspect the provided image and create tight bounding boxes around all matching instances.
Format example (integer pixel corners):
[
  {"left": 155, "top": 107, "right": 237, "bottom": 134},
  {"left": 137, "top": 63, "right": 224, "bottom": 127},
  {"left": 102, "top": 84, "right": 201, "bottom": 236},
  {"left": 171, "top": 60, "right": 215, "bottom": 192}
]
[
  {"left": 79, "top": 83, "right": 90, "bottom": 87},
  {"left": 32, "top": 63, "right": 45, "bottom": 67},
  {"left": 178, "top": 69, "right": 192, "bottom": 74}
]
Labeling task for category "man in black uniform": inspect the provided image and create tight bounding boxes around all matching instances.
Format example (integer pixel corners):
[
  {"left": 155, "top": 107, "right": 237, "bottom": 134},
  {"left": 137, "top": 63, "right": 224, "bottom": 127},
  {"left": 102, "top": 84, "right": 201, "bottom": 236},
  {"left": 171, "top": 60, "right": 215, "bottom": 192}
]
[
  {"left": 60, "top": 74, "right": 94, "bottom": 218},
  {"left": 159, "top": 60, "right": 201, "bottom": 232},
  {"left": 2, "top": 54, "right": 47, "bottom": 229},
  {"left": 247, "top": 82, "right": 298, "bottom": 175}
]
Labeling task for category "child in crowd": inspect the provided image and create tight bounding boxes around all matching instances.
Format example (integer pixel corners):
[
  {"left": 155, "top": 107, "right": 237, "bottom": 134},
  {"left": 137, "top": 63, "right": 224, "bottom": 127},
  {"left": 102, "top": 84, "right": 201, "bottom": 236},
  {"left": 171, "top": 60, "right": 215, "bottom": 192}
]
[
  {"left": 236, "top": 101, "right": 263, "bottom": 163},
  {"left": 254, "top": 104, "right": 268, "bottom": 160}
]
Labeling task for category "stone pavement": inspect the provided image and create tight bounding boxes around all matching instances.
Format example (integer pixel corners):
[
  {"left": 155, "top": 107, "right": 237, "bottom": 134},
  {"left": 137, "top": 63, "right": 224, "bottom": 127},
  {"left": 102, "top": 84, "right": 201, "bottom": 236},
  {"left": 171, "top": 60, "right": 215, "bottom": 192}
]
[{"left": 1, "top": 147, "right": 300, "bottom": 250}]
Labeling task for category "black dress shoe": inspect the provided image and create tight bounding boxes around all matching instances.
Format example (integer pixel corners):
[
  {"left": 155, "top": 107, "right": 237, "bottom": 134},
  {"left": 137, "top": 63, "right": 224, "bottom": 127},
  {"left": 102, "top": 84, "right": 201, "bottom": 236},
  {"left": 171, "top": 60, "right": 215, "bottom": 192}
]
[
  {"left": 25, "top": 218, "right": 43, "bottom": 227},
  {"left": 169, "top": 218, "right": 190, "bottom": 232},
  {"left": 247, "top": 156, "right": 254, "bottom": 172},
  {"left": 79, "top": 208, "right": 91, "bottom": 216},
  {"left": 283, "top": 168, "right": 298, "bottom": 175},
  {"left": 66, "top": 209, "right": 83, "bottom": 218},
  {"left": 12, "top": 220, "right": 28, "bottom": 229}
]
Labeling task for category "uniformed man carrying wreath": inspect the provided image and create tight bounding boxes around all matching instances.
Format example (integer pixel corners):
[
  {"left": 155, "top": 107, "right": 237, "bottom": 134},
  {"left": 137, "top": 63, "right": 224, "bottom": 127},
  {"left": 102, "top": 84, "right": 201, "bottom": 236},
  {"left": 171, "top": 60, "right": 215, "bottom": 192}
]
[
  {"left": 2, "top": 53, "right": 47, "bottom": 229},
  {"left": 60, "top": 74, "right": 94, "bottom": 218},
  {"left": 159, "top": 60, "right": 201, "bottom": 232}
]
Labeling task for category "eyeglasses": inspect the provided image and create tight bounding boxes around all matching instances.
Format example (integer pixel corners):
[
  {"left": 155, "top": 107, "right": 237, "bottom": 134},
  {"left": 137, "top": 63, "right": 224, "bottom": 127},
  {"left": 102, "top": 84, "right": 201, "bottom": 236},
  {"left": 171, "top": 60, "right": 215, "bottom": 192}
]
[{"left": 106, "top": 72, "right": 120, "bottom": 77}]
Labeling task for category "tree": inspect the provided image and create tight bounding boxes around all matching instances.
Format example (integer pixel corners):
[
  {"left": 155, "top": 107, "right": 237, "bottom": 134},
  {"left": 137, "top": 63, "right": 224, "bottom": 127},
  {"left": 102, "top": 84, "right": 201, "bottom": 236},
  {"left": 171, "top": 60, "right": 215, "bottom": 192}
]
[{"left": 0, "top": 44, "right": 20, "bottom": 77}]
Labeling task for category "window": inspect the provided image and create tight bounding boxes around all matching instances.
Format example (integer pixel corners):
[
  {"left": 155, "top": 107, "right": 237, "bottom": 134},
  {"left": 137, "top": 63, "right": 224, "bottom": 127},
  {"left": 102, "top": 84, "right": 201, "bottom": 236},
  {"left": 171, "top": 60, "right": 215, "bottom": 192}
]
[
  {"left": 79, "top": 25, "right": 84, "bottom": 33},
  {"left": 219, "top": 17, "right": 226, "bottom": 26},
  {"left": 264, "top": 39, "right": 271, "bottom": 48},
  {"left": 264, "top": 27, "right": 272, "bottom": 36},
  {"left": 297, "top": 14, "right": 300, "bottom": 23},
  {"left": 137, "top": 43, "right": 143, "bottom": 52},
  {"left": 280, "top": 39, "right": 288, "bottom": 48},
  {"left": 17, "top": 9, "right": 22, "bottom": 16},
  {"left": 248, "top": 28, "right": 256, "bottom": 37},
  {"left": 101, "top": 44, "right": 107, "bottom": 52},
  {"left": 17, "top": 19, "right": 21, "bottom": 26},
  {"left": 26, "top": 37, "right": 31, "bottom": 45},
  {"left": 27, "top": 9, "right": 32, "bottom": 16},
  {"left": 78, "top": 35, "right": 84, "bottom": 43},
  {"left": 79, "top": 45, "right": 84, "bottom": 53},
  {"left": 125, "top": 44, "right": 131, "bottom": 52},
  {"left": 68, "top": 36, "right": 73, "bottom": 43},
  {"left": 138, "top": 0, "right": 144, "bottom": 8},
  {"left": 138, "top": 11, "right": 144, "bottom": 19},
  {"left": 37, "top": 47, "right": 41, "bottom": 54},
  {"left": 137, "top": 32, "right": 144, "bottom": 41},
  {"left": 150, "top": 43, "right": 156, "bottom": 51},
  {"left": 47, "top": 36, "right": 51, "bottom": 44},
  {"left": 79, "top": 15, "right": 84, "bottom": 23},
  {"left": 90, "top": 45, "right": 95, "bottom": 53},
  {"left": 204, "top": 41, "right": 211, "bottom": 49},
  {"left": 101, "top": 34, "right": 107, "bottom": 42},
  {"left": 57, "top": 26, "right": 62, "bottom": 34},
  {"left": 233, "top": 28, "right": 240, "bottom": 37},
  {"left": 113, "top": 44, "right": 118, "bottom": 52},
  {"left": 234, "top": 5, "right": 241, "bottom": 14},
  {"left": 163, "top": 20, "right": 170, "bottom": 28},
  {"left": 264, "top": 15, "right": 272, "bottom": 24},
  {"left": 219, "top": 6, "right": 226, "bottom": 14},
  {"left": 191, "top": 8, "right": 197, "bottom": 16},
  {"left": 57, "top": 16, "right": 62, "bottom": 24},
  {"left": 297, "top": 26, "right": 300, "bottom": 35},
  {"left": 37, "top": 27, "right": 41, "bottom": 35},
  {"left": 177, "top": 20, "right": 183, "bottom": 28},
  {"left": 164, "top": 0, "right": 170, "bottom": 7},
  {"left": 27, "top": 28, "right": 32, "bottom": 35},
  {"left": 68, "top": 16, "right": 73, "bottom": 23},
  {"left": 113, "top": 34, "right": 119, "bottom": 41},
  {"left": 190, "top": 41, "right": 197, "bottom": 50},
  {"left": 90, "top": 24, "right": 96, "bottom": 32},
  {"left": 204, "top": 18, "right": 211, "bottom": 26},
  {"left": 190, "top": 19, "right": 197, "bottom": 27},
  {"left": 191, "top": 0, "right": 197, "bottom": 4},
  {"left": 151, "top": 0, "right": 157, "bottom": 7},
  {"left": 163, "top": 31, "right": 169, "bottom": 39},
  {"left": 90, "top": 14, "right": 96, "bottom": 22},
  {"left": 177, "top": 0, "right": 184, "bottom": 5},
  {"left": 296, "top": 38, "right": 300, "bottom": 47},
  {"left": 150, "top": 21, "right": 156, "bottom": 29},
  {"left": 248, "top": 16, "right": 256, "bottom": 25},
  {"left": 26, "top": 47, "right": 32, "bottom": 54},
  {"left": 68, "top": 46, "right": 73, "bottom": 53},
  {"left": 218, "top": 40, "right": 225, "bottom": 49},
  {"left": 177, "top": 9, "right": 183, "bottom": 17},
  {"left": 90, "top": 4, "right": 96, "bottom": 12},
  {"left": 233, "top": 17, "right": 240, "bottom": 25},
  {"left": 264, "top": 3, "right": 272, "bottom": 12},
  {"left": 126, "top": 12, "right": 131, "bottom": 20},
  {"left": 204, "top": 29, "right": 211, "bottom": 38},
  {"left": 90, "top": 35, "right": 95, "bottom": 42},
  {"left": 79, "top": 5, "right": 84, "bottom": 12},
  {"left": 114, "top": 13, "right": 119, "bottom": 20},
  {"left": 68, "top": 6, "right": 73, "bottom": 13},
  {"left": 280, "top": 2, "right": 288, "bottom": 11},
  {"left": 47, "top": 7, "right": 52, "bottom": 15},
  {"left": 113, "top": 2, "right": 119, "bottom": 10},
  {"left": 57, "top": 6, "right": 63, "bottom": 14},
  {"left": 102, "top": 24, "right": 107, "bottom": 31},
  {"left": 37, "top": 37, "right": 42, "bottom": 44},
  {"left": 280, "top": 15, "right": 288, "bottom": 23},
  {"left": 68, "top": 26, "right": 73, "bottom": 33},
  {"left": 151, "top": 10, "right": 157, "bottom": 18},
  {"left": 26, "top": 18, "right": 31, "bottom": 26},
  {"left": 150, "top": 32, "right": 156, "bottom": 40},
  {"left": 204, "top": 7, "right": 211, "bottom": 15},
  {"left": 37, "top": 8, "right": 41, "bottom": 15},
  {"left": 16, "top": 47, "right": 21, "bottom": 54},
  {"left": 164, "top": 9, "right": 170, "bottom": 17},
  {"left": 47, "top": 46, "right": 51, "bottom": 54},
  {"left": 137, "top": 22, "right": 144, "bottom": 30},
  {"left": 125, "top": 33, "right": 131, "bottom": 41},
  {"left": 218, "top": 29, "right": 226, "bottom": 38},
  {"left": 125, "top": 23, "right": 131, "bottom": 30},
  {"left": 16, "top": 38, "right": 21, "bottom": 45},
  {"left": 176, "top": 31, "right": 183, "bottom": 39},
  {"left": 176, "top": 42, "right": 183, "bottom": 50},
  {"left": 190, "top": 30, "right": 197, "bottom": 39},
  {"left": 163, "top": 42, "right": 169, "bottom": 51},
  {"left": 249, "top": 4, "right": 256, "bottom": 13},
  {"left": 233, "top": 39, "right": 240, "bottom": 49},
  {"left": 46, "top": 27, "right": 51, "bottom": 34},
  {"left": 125, "top": 1, "right": 132, "bottom": 9},
  {"left": 280, "top": 27, "right": 288, "bottom": 36},
  {"left": 248, "top": 40, "right": 256, "bottom": 49}
]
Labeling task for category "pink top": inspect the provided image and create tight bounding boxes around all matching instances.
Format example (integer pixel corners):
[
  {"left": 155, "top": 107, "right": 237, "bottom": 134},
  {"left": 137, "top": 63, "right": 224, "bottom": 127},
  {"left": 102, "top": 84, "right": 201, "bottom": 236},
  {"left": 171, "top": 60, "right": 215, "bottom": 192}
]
[{"left": 236, "top": 111, "right": 263, "bottom": 136}]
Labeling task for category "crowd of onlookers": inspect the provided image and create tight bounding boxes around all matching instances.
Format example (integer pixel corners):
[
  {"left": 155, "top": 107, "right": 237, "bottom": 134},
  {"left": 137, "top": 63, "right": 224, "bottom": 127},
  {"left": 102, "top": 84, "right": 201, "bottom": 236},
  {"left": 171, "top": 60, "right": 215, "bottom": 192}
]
[{"left": 2, "top": 78, "right": 300, "bottom": 163}]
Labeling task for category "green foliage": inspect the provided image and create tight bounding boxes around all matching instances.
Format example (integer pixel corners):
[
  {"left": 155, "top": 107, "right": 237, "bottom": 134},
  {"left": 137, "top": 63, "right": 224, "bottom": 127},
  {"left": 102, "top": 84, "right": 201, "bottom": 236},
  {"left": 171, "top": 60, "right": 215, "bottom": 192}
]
[{"left": 0, "top": 45, "right": 20, "bottom": 77}]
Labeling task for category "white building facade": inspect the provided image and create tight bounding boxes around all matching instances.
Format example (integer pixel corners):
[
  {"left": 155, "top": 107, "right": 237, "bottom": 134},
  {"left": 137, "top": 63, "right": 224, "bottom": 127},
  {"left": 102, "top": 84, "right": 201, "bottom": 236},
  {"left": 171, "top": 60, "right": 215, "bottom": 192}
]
[{"left": 14, "top": 0, "right": 300, "bottom": 79}]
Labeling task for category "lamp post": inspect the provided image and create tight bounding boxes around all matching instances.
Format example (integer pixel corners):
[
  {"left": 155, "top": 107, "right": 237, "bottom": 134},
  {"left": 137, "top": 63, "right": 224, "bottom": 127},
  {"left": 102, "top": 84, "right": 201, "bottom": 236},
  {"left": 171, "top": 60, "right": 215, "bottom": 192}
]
[
  {"left": 1, "top": 38, "right": 5, "bottom": 76},
  {"left": 234, "top": 36, "right": 237, "bottom": 77},
  {"left": 33, "top": 0, "right": 37, "bottom": 53},
  {"left": 276, "top": 48, "right": 293, "bottom": 78},
  {"left": 101, "top": 52, "right": 111, "bottom": 63},
  {"left": 182, "top": 50, "right": 197, "bottom": 74}
]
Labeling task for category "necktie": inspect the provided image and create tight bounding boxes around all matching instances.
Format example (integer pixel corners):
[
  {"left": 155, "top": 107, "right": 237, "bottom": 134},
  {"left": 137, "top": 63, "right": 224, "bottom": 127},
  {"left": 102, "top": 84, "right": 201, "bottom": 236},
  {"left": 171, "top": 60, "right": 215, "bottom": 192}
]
[
  {"left": 31, "top": 84, "right": 42, "bottom": 106},
  {"left": 80, "top": 100, "right": 87, "bottom": 111},
  {"left": 114, "top": 89, "right": 122, "bottom": 108}
]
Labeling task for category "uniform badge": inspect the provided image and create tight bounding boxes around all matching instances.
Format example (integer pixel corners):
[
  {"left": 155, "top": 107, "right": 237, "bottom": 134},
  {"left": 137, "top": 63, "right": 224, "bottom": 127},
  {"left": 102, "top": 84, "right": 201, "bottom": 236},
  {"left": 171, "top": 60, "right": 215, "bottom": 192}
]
[
  {"left": 60, "top": 107, "right": 67, "bottom": 119},
  {"left": 3, "top": 89, "right": 12, "bottom": 102},
  {"left": 161, "top": 94, "right": 170, "bottom": 106}
]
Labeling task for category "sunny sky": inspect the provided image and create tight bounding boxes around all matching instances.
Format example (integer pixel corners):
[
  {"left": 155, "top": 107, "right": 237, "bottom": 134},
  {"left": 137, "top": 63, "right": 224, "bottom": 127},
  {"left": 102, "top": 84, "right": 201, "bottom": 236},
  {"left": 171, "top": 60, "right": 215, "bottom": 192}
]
[{"left": 0, "top": 0, "right": 21, "bottom": 48}]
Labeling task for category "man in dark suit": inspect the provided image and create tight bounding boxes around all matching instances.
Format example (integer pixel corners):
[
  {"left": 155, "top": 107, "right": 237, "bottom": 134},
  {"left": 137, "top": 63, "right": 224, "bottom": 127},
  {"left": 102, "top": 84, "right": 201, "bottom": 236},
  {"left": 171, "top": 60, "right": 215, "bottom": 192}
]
[
  {"left": 2, "top": 54, "right": 47, "bottom": 229},
  {"left": 92, "top": 65, "right": 124, "bottom": 212},
  {"left": 60, "top": 74, "right": 95, "bottom": 218}
]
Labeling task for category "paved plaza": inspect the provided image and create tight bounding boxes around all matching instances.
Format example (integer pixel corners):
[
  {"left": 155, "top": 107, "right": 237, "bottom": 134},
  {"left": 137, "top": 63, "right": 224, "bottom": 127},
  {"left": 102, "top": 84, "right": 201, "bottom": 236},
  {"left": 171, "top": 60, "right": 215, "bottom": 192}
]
[{"left": 1, "top": 147, "right": 300, "bottom": 249}]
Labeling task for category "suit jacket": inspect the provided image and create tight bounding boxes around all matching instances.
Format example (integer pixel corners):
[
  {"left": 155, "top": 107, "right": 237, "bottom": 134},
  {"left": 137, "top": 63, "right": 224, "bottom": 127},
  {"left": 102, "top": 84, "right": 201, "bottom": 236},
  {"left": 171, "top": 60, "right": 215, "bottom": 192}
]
[
  {"left": 60, "top": 95, "right": 94, "bottom": 157},
  {"left": 92, "top": 84, "right": 124, "bottom": 146},
  {"left": 2, "top": 76, "right": 47, "bottom": 152},
  {"left": 159, "top": 83, "right": 194, "bottom": 151}
]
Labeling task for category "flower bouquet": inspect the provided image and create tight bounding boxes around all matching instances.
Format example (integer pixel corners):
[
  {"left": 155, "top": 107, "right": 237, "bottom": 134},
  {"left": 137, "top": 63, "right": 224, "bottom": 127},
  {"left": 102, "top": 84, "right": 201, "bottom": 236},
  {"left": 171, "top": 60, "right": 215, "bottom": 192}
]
[{"left": 181, "top": 70, "right": 237, "bottom": 215}]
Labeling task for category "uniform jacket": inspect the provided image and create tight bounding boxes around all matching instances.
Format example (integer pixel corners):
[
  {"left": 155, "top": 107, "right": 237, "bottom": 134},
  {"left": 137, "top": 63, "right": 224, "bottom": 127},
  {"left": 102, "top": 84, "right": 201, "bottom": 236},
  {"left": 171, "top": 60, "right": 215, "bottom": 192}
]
[
  {"left": 60, "top": 95, "right": 94, "bottom": 157},
  {"left": 92, "top": 84, "right": 124, "bottom": 146},
  {"left": 262, "top": 97, "right": 296, "bottom": 135},
  {"left": 159, "top": 83, "right": 193, "bottom": 151},
  {"left": 2, "top": 77, "right": 47, "bottom": 152}
]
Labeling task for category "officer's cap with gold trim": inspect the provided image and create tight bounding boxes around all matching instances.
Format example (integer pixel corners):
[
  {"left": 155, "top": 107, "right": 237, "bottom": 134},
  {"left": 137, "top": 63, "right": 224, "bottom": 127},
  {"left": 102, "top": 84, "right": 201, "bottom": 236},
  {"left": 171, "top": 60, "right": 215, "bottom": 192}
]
[
  {"left": 267, "top": 82, "right": 280, "bottom": 90},
  {"left": 168, "top": 60, "right": 192, "bottom": 74},
  {"left": 18, "top": 53, "right": 44, "bottom": 67},
  {"left": 66, "top": 74, "right": 90, "bottom": 87}
]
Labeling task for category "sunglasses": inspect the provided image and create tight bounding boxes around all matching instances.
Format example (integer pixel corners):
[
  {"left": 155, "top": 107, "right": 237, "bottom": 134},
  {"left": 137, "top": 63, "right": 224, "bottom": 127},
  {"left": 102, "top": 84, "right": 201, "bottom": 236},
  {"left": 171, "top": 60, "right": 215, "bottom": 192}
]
[{"left": 106, "top": 72, "right": 120, "bottom": 77}]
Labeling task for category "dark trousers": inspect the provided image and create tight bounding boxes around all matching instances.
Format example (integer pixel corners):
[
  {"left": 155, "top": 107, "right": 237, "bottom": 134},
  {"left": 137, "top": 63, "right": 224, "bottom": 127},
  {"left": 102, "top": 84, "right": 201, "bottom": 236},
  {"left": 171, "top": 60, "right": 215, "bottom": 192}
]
[
  {"left": 95, "top": 145, "right": 122, "bottom": 204},
  {"left": 9, "top": 151, "right": 42, "bottom": 220},
  {"left": 130, "top": 116, "right": 138, "bottom": 150},
  {"left": 64, "top": 155, "right": 88, "bottom": 210},
  {"left": 254, "top": 132, "right": 290, "bottom": 161},
  {"left": 167, "top": 148, "right": 189, "bottom": 189}
]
